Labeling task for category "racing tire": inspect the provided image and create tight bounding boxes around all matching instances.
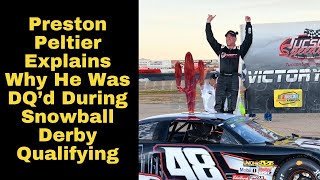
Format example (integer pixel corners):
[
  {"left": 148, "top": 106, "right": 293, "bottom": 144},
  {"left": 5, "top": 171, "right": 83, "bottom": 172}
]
[{"left": 275, "top": 158, "right": 320, "bottom": 180}]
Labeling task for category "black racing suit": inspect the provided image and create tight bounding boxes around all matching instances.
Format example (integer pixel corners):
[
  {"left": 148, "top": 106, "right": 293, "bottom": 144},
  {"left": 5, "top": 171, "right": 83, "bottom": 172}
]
[{"left": 206, "top": 22, "right": 252, "bottom": 113}]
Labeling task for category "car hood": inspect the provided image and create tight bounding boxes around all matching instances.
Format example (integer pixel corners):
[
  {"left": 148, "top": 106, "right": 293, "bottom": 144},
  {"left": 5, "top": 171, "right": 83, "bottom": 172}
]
[{"left": 274, "top": 136, "right": 320, "bottom": 151}]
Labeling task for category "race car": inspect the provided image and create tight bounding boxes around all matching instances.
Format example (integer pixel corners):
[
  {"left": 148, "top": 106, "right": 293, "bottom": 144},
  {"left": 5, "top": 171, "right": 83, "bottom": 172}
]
[{"left": 138, "top": 112, "right": 320, "bottom": 180}]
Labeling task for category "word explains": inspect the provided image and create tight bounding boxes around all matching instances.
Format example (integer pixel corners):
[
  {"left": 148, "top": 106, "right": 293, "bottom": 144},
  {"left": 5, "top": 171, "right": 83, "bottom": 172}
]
[{"left": 6, "top": 17, "right": 131, "bottom": 164}]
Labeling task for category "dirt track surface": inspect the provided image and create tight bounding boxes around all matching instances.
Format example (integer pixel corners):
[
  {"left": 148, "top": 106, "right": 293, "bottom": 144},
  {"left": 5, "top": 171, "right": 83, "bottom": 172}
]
[{"left": 139, "top": 82, "right": 320, "bottom": 137}]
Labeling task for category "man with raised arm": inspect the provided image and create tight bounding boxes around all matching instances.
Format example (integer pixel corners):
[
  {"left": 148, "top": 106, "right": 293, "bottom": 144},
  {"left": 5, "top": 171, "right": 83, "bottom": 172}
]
[{"left": 206, "top": 14, "right": 252, "bottom": 114}]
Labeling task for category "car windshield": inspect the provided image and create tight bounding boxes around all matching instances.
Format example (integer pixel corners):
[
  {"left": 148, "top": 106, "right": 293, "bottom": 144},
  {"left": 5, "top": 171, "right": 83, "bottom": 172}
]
[{"left": 224, "top": 116, "right": 283, "bottom": 144}]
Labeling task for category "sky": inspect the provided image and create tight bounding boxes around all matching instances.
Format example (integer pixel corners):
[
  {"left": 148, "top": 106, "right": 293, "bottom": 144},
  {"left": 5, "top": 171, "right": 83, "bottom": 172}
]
[{"left": 139, "top": 0, "right": 320, "bottom": 60}]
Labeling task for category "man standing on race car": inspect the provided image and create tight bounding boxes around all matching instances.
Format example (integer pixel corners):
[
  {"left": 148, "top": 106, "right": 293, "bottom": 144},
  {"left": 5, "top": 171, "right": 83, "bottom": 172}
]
[{"left": 206, "top": 14, "right": 252, "bottom": 114}]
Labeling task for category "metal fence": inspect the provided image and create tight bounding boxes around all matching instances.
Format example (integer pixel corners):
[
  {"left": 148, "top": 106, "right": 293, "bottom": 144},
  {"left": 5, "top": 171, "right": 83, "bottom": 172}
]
[{"left": 139, "top": 80, "right": 178, "bottom": 91}]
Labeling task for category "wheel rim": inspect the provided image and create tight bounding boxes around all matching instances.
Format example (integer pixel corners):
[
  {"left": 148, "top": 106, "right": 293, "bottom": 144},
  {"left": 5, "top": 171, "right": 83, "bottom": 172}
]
[{"left": 288, "top": 169, "right": 316, "bottom": 180}]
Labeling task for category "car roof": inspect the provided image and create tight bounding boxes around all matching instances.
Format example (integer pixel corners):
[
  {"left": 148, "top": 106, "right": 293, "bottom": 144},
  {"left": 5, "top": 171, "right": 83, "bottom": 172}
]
[{"left": 139, "top": 112, "right": 240, "bottom": 124}]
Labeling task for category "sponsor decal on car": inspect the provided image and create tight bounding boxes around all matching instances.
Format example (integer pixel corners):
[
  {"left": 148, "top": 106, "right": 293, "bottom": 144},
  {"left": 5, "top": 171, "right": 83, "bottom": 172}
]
[
  {"left": 258, "top": 160, "right": 274, "bottom": 167},
  {"left": 249, "top": 175, "right": 267, "bottom": 180},
  {"left": 238, "top": 167, "right": 258, "bottom": 174},
  {"left": 232, "top": 174, "right": 250, "bottom": 180},
  {"left": 258, "top": 167, "right": 272, "bottom": 175},
  {"left": 243, "top": 160, "right": 259, "bottom": 167}
]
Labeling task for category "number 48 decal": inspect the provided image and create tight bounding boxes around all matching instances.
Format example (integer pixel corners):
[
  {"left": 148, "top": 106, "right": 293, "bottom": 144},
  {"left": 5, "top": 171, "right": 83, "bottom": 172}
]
[{"left": 154, "top": 145, "right": 225, "bottom": 180}]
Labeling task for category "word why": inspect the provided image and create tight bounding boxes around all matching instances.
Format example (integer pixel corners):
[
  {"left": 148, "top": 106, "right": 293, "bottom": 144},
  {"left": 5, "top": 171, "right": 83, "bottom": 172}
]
[{"left": 5, "top": 72, "right": 130, "bottom": 90}]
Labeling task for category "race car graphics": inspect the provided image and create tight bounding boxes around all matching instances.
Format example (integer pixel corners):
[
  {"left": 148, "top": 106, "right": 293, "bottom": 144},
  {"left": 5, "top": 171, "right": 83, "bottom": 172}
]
[
  {"left": 243, "top": 160, "right": 259, "bottom": 167},
  {"left": 232, "top": 174, "right": 250, "bottom": 180},
  {"left": 221, "top": 153, "right": 250, "bottom": 171},
  {"left": 249, "top": 175, "right": 267, "bottom": 180},
  {"left": 258, "top": 167, "right": 272, "bottom": 175},
  {"left": 294, "top": 138, "right": 320, "bottom": 150},
  {"left": 139, "top": 144, "right": 163, "bottom": 177},
  {"left": 139, "top": 113, "right": 320, "bottom": 180},
  {"left": 231, "top": 174, "right": 267, "bottom": 180},
  {"left": 258, "top": 160, "right": 274, "bottom": 167},
  {"left": 139, "top": 145, "right": 144, "bottom": 171},
  {"left": 220, "top": 153, "right": 276, "bottom": 180},
  {"left": 154, "top": 144, "right": 226, "bottom": 180},
  {"left": 139, "top": 173, "right": 162, "bottom": 180},
  {"left": 238, "top": 167, "right": 258, "bottom": 174}
]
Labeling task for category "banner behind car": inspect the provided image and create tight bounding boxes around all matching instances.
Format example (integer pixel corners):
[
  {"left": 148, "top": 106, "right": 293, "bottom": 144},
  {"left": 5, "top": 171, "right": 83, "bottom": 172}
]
[{"left": 240, "top": 21, "right": 320, "bottom": 113}]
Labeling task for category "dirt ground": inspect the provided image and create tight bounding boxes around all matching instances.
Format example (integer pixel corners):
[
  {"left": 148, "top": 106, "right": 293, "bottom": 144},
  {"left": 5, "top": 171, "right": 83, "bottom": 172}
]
[{"left": 139, "top": 80, "right": 320, "bottom": 137}]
